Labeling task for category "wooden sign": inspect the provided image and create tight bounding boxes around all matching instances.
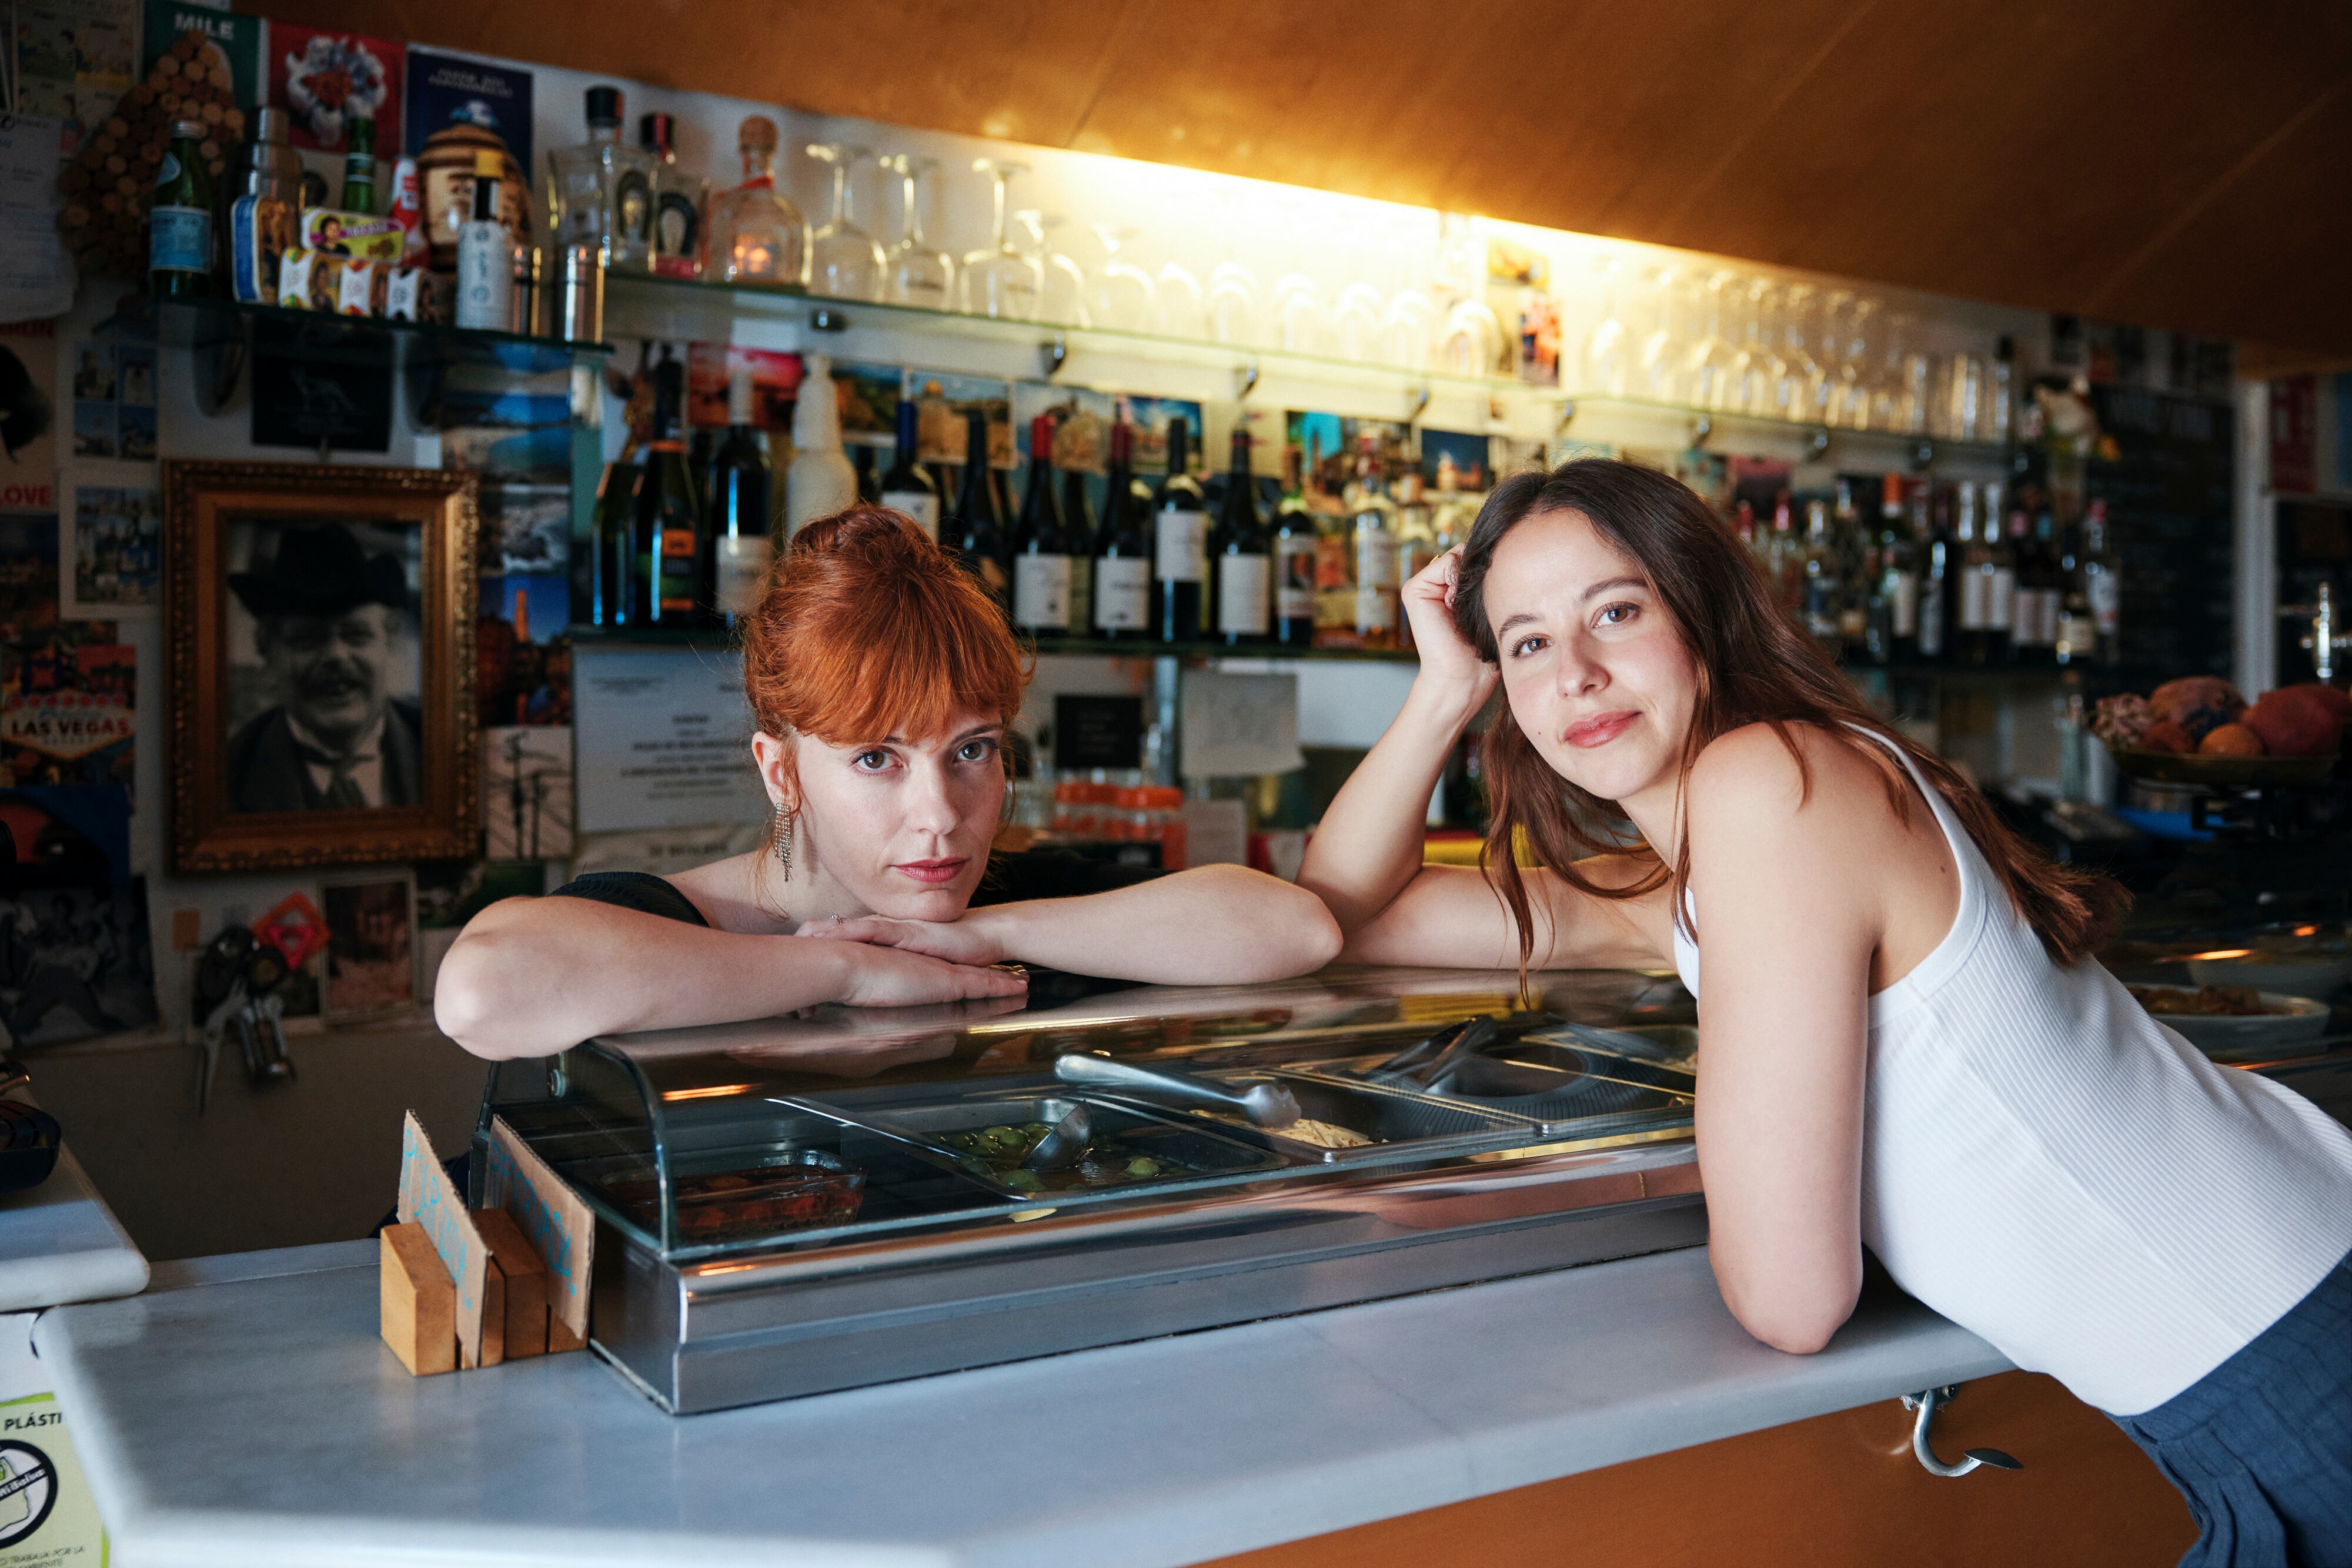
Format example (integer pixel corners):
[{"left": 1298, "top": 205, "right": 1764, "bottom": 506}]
[
  {"left": 395, "top": 1111, "right": 491, "bottom": 1368},
  {"left": 483, "top": 1115, "right": 595, "bottom": 1348}
]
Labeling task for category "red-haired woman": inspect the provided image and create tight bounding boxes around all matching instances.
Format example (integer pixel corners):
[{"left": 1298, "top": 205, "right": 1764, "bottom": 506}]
[
  {"left": 1299, "top": 459, "right": 2352, "bottom": 1562},
  {"left": 439, "top": 507, "right": 1339, "bottom": 1062}
]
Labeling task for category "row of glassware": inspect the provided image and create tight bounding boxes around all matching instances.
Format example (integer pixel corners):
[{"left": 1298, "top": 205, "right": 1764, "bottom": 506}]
[{"left": 552, "top": 88, "right": 2014, "bottom": 440}]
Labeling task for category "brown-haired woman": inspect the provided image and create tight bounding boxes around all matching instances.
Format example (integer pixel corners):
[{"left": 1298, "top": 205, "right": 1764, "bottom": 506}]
[
  {"left": 437, "top": 507, "right": 1339, "bottom": 1062},
  {"left": 1299, "top": 459, "right": 2352, "bottom": 1561}
]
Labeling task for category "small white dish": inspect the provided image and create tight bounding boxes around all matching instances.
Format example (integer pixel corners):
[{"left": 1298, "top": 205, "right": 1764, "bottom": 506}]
[{"left": 2134, "top": 985, "right": 2336, "bottom": 1061}]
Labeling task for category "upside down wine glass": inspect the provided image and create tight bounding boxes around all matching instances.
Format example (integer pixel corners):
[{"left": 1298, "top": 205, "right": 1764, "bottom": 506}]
[
  {"left": 958, "top": 158, "right": 1041, "bottom": 320},
  {"left": 882, "top": 153, "right": 953, "bottom": 309},
  {"left": 806, "top": 143, "right": 884, "bottom": 302}
]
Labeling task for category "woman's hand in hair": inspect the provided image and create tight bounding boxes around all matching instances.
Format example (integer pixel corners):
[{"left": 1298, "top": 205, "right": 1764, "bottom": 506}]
[{"left": 1402, "top": 546, "right": 1498, "bottom": 704}]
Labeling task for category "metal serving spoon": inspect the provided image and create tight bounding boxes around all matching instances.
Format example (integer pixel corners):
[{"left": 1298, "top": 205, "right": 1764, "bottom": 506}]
[
  {"left": 1020, "top": 1104, "right": 1093, "bottom": 1172},
  {"left": 1052, "top": 1053, "right": 1302, "bottom": 1129}
]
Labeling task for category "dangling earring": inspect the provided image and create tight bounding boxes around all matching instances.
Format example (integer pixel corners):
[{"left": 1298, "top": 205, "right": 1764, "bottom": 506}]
[{"left": 773, "top": 806, "right": 795, "bottom": 878}]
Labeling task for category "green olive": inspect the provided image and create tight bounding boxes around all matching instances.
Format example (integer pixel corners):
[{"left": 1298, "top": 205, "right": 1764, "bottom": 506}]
[
  {"left": 1004, "top": 1169, "right": 1043, "bottom": 1192},
  {"left": 1126, "top": 1158, "right": 1160, "bottom": 1178}
]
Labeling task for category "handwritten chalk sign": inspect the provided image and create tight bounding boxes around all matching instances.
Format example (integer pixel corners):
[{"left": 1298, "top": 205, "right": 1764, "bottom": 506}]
[
  {"left": 396, "top": 1111, "right": 491, "bottom": 1368},
  {"left": 484, "top": 1115, "right": 596, "bottom": 1344}
]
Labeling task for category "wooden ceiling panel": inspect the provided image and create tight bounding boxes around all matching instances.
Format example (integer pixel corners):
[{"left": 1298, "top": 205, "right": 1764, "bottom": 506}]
[{"left": 240, "top": 0, "right": 2352, "bottom": 356}]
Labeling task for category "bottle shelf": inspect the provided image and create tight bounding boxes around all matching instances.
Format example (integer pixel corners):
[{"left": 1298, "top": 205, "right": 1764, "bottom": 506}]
[
  {"left": 96, "top": 292, "right": 613, "bottom": 366},
  {"left": 602, "top": 271, "right": 2022, "bottom": 470}
]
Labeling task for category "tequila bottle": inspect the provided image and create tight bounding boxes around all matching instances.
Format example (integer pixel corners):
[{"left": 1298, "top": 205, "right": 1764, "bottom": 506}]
[
  {"left": 547, "top": 86, "right": 656, "bottom": 273},
  {"left": 707, "top": 115, "right": 808, "bottom": 286},
  {"left": 638, "top": 112, "right": 705, "bottom": 279}
]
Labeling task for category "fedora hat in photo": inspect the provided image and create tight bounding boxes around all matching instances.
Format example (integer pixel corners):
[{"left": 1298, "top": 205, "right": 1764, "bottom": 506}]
[{"left": 228, "top": 523, "right": 410, "bottom": 619}]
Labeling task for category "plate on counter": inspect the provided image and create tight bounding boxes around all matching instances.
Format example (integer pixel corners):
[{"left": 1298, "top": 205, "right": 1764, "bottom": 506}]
[{"left": 2129, "top": 984, "right": 2335, "bottom": 1060}]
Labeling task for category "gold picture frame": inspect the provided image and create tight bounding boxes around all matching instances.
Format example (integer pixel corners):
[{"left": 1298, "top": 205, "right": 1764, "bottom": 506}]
[{"left": 165, "top": 459, "right": 479, "bottom": 872}]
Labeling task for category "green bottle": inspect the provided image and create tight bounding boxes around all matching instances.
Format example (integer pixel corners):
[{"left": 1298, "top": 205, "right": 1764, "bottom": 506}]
[
  {"left": 340, "top": 112, "right": 377, "bottom": 215},
  {"left": 149, "top": 119, "right": 215, "bottom": 299}
]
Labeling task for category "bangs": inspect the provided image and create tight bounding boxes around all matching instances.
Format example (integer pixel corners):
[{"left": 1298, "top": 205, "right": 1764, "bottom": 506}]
[{"left": 775, "top": 551, "right": 1028, "bottom": 745}]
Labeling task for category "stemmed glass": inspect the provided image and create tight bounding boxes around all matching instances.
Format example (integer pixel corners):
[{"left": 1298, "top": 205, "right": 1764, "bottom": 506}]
[
  {"left": 1379, "top": 217, "right": 1437, "bottom": 372},
  {"left": 1332, "top": 278, "right": 1385, "bottom": 362},
  {"left": 1729, "top": 279, "right": 1782, "bottom": 416},
  {"left": 1636, "top": 268, "right": 1683, "bottom": 402},
  {"left": 805, "top": 143, "right": 884, "bottom": 302},
  {"left": 1156, "top": 256, "right": 1207, "bottom": 340},
  {"left": 1581, "top": 254, "right": 1630, "bottom": 396},
  {"left": 958, "top": 159, "right": 1040, "bottom": 320},
  {"left": 1090, "top": 223, "right": 1155, "bottom": 332},
  {"left": 1773, "top": 284, "right": 1826, "bottom": 423},
  {"left": 1274, "top": 271, "right": 1333, "bottom": 356},
  {"left": 1206, "top": 260, "right": 1262, "bottom": 346},
  {"left": 1015, "top": 211, "right": 1089, "bottom": 327},
  {"left": 881, "top": 153, "right": 953, "bottom": 310},
  {"left": 1683, "top": 272, "right": 1738, "bottom": 411}
]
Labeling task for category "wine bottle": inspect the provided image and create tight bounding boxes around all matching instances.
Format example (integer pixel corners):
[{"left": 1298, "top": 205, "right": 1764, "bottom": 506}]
[
  {"left": 1212, "top": 426, "right": 1271, "bottom": 644},
  {"left": 878, "top": 397, "right": 939, "bottom": 541},
  {"left": 1092, "top": 417, "right": 1152, "bottom": 640},
  {"left": 710, "top": 367, "right": 773, "bottom": 625},
  {"left": 1013, "top": 414, "right": 1074, "bottom": 637},
  {"left": 947, "top": 406, "right": 1008, "bottom": 610},
  {"left": 589, "top": 454, "right": 640, "bottom": 628},
  {"left": 629, "top": 357, "right": 709, "bottom": 627},
  {"left": 340, "top": 111, "right": 377, "bottom": 215},
  {"left": 1058, "top": 448, "right": 1094, "bottom": 637},
  {"left": 1154, "top": 419, "right": 1208, "bottom": 643},
  {"left": 1915, "top": 483, "right": 1953, "bottom": 664},
  {"left": 1271, "top": 443, "right": 1318, "bottom": 647},
  {"left": 853, "top": 444, "right": 879, "bottom": 505},
  {"left": 1350, "top": 435, "right": 1399, "bottom": 649}
]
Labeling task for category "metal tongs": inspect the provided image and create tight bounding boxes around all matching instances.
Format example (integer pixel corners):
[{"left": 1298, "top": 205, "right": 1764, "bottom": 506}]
[
  {"left": 1053, "top": 1053, "right": 1302, "bottom": 1129},
  {"left": 1364, "top": 1016, "right": 1499, "bottom": 1090}
]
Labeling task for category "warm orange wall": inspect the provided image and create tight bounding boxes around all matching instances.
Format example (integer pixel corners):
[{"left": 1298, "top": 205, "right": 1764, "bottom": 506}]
[{"left": 243, "top": 0, "right": 2352, "bottom": 359}]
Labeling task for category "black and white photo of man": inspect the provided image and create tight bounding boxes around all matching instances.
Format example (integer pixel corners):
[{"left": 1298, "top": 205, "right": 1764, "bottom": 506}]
[{"left": 223, "top": 520, "right": 423, "bottom": 813}]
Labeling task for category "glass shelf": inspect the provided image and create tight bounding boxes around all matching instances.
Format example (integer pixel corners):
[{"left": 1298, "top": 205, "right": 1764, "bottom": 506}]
[
  {"left": 1562, "top": 393, "right": 2019, "bottom": 469},
  {"left": 567, "top": 623, "right": 1416, "bottom": 663},
  {"left": 96, "top": 292, "right": 612, "bottom": 366}
]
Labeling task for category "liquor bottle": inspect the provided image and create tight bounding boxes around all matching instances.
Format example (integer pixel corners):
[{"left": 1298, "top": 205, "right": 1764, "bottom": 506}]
[
  {"left": 589, "top": 452, "right": 640, "bottom": 628},
  {"left": 785, "top": 356, "right": 858, "bottom": 539},
  {"left": 1800, "top": 497, "right": 1838, "bottom": 647},
  {"left": 1955, "top": 482, "right": 1992, "bottom": 664},
  {"left": 1767, "top": 492, "right": 1800, "bottom": 615},
  {"left": 1392, "top": 472, "right": 1441, "bottom": 653},
  {"left": 2079, "top": 500, "right": 2123, "bottom": 664},
  {"left": 637, "top": 112, "right": 704, "bottom": 279},
  {"left": 339, "top": 111, "right": 377, "bottom": 215},
  {"left": 1154, "top": 420, "right": 1208, "bottom": 642},
  {"left": 1307, "top": 436, "right": 1355, "bottom": 647},
  {"left": 710, "top": 369, "right": 774, "bottom": 624},
  {"left": 1272, "top": 443, "right": 1318, "bottom": 647},
  {"left": 629, "top": 357, "right": 708, "bottom": 627},
  {"left": 947, "top": 406, "right": 1008, "bottom": 610},
  {"left": 1012, "top": 414, "right": 1075, "bottom": 637},
  {"left": 1058, "top": 454, "right": 1094, "bottom": 637},
  {"left": 1212, "top": 426, "right": 1271, "bottom": 645},
  {"left": 455, "top": 153, "right": 512, "bottom": 330},
  {"left": 547, "top": 86, "right": 656, "bottom": 274},
  {"left": 149, "top": 121, "right": 216, "bottom": 299},
  {"left": 706, "top": 114, "right": 807, "bottom": 285},
  {"left": 1915, "top": 483, "right": 1953, "bottom": 664},
  {"left": 1091, "top": 417, "right": 1152, "bottom": 639},
  {"left": 1988, "top": 335, "right": 2017, "bottom": 444},
  {"left": 1983, "top": 496, "right": 2016, "bottom": 664},
  {"left": 852, "top": 446, "right": 878, "bottom": 505},
  {"left": 1833, "top": 480, "right": 1872, "bottom": 659},
  {"left": 2006, "top": 509, "right": 2050, "bottom": 663},
  {"left": 1351, "top": 436, "right": 1400, "bottom": 649},
  {"left": 1873, "top": 474, "right": 1918, "bottom": 663},
  {"left": 878, "top": 397, "right": 940, "bottom": 540},
  {"left": 2053, "top": 508, "right": 2090, "bottom": 665}
]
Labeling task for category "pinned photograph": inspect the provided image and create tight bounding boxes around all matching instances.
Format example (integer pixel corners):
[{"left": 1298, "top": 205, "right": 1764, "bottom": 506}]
[
  {"left": 165, "top": 461, "right": 479, "bottom": 872},
  {"left": 69, "top": 484, "right": 163, "bottom": 616},
  {"left": 483, "top": 726, "right": 574, "bottom": 860},
  {"left": 321, "top": 872, "right": 416, "bottom": 1019}
]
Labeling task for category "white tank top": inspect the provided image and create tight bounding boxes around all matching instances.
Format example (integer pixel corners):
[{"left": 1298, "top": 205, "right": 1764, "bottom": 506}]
[{"left": 1672, "top": 728, "right": 2352, "bottom": 1414}]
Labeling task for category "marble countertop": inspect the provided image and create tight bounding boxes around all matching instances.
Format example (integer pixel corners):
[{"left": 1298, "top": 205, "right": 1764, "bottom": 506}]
[
  {"left": 44, "top": 1239, "right": 2007, "bottom": 1568},
  {"left": 0, "top": 1132, "right": 149, "bottom": 1313}
]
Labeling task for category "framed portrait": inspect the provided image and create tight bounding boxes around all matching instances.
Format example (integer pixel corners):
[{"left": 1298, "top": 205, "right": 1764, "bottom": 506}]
[
  {"left": 165, "top": 460, "right": 479, "bottom": 872},
  {"left": 320, "top": 870, "right": 417, "bottom": 1021}
]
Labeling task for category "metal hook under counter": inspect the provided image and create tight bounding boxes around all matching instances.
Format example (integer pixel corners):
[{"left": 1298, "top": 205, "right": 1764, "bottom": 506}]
[{"left": 1899, "top": 1385, "right": 2023, "bottom": 1477}]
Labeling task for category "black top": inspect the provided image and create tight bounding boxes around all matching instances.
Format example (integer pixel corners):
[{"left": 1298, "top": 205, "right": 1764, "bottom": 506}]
[{"left": 549, "top": 849, "right": 1161, "bottom": 929}]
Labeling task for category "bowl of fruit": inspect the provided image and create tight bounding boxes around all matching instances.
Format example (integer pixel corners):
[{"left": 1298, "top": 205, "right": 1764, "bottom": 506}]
[{"left": 2093, "top": 677, "right": 2348, "bottom": 786}]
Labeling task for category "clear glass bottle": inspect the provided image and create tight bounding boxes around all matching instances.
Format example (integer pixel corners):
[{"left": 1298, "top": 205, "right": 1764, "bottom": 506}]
[
  {"left": 149, "top": 119, "right": 216, "bottom": 300},
  {"left": 707, "top": 115, "right": 808, "bottom": 287},
  {"left": 806, "top": 142, "right": 884, "bottom": 301},
  {"left": 547, "top": 85, "right": 656, "bottom": 275},
  {"left": 637, "top": 113, "right": 705, "bottom": 279}
]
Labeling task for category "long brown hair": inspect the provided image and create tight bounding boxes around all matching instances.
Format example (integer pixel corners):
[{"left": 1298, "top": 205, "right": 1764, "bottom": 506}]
[{"left": 1450, "top": 459, "right": 2126, "bottom": 972}]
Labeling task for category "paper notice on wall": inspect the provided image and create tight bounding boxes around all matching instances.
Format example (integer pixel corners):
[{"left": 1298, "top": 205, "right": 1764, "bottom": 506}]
[
  {"left": 483, "top": 1115, "right": 594, "bottom": 1344},
  {"left": 1178, "top": 669, "right": 1305, "bottom": 780},
  {"left": 395, "top": 1111, "right": 490, "bottom": 1368},
  {"left": 572, "top": 647, "right": 766, "bottom": 833},
  {"left": 0, "top": 1313, "right": 108, "bottom": 1564},
  {"left": 0, "top": 116, "right": 74, "bottom": 325}
]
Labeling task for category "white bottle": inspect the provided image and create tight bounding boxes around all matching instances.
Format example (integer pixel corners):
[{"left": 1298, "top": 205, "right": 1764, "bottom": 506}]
[
  {"left": 786, "top": 354, "right": 860, "bottom": 539},
  {"left": 455, "top": 151, "right": 512, "bottom": 331}
]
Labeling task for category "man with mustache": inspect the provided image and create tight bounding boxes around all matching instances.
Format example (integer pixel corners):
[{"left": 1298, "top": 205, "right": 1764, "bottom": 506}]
[{"left": 225, "top": 523, "right": 420, "bottom": 813}]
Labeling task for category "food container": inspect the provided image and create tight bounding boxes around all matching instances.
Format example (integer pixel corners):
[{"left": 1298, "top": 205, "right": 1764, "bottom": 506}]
[
  {"left": 415, "top": 123, "right": 527, "bottom": 272},
  {"left": 228, "top": 193, "right": 296, "bottom": 303},
  {"left": 867, "top": 1093, "right": 1284, "bottom": 1199},
  {"left": 557, "top": 243, "right": 604, "bottom": 343},
  {"left": 384, "top": 267, "right": 438, "bottom": 323},
  {"left": 1120, "top": 1069, "right": 1536, "bottom": 1164},
  {"left": 299, "top": 206, "right": 406, "bottom": 263},
  {"left": 336, "top": 257, "right": 377, "bottom": 316}
]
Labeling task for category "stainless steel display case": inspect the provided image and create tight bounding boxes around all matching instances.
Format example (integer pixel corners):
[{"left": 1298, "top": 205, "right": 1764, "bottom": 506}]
[{"left": 475, "top": 965, "right": 1708, "bottom": 1415}]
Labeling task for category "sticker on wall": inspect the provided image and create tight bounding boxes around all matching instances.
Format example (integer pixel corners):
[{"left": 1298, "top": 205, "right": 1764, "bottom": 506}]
[
  {"left": 269, "top": 21, "right": 403, "bottom": 154},
  {"left": 14, "top": 0, "right": 135, "bottom": 157},
  {"left": 0, "top": 640, "right": 134, "bottom": 796},
  {"left": 0, "top": 876, "right": 159, "bottom": 1049},
  {"left": 322, "top": 871, "right": 417, "bottom": 1020},
  {"left": 479, "top": 485, "right": 569, "bottom": 577},
  {"left": 0, "top": 322, "right": 58, "bottom": 512},
  {"left": 683, "top": 342, "right": 803, "bottom": 431},
  {"left": 910, "top": 372, "right": 1011, "bottom": 467},
  {"left": 477, "top": 573, "right": 571, "bottom": 728},
  {"left": 1011, "top": 383, "right": 1112, "bottom": 474},
  {"left": 65, "top": 483, "right": 159, "bottom": 618},
  {"left": 403, "top": 47, "right": 534, "bottom": 169}
]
